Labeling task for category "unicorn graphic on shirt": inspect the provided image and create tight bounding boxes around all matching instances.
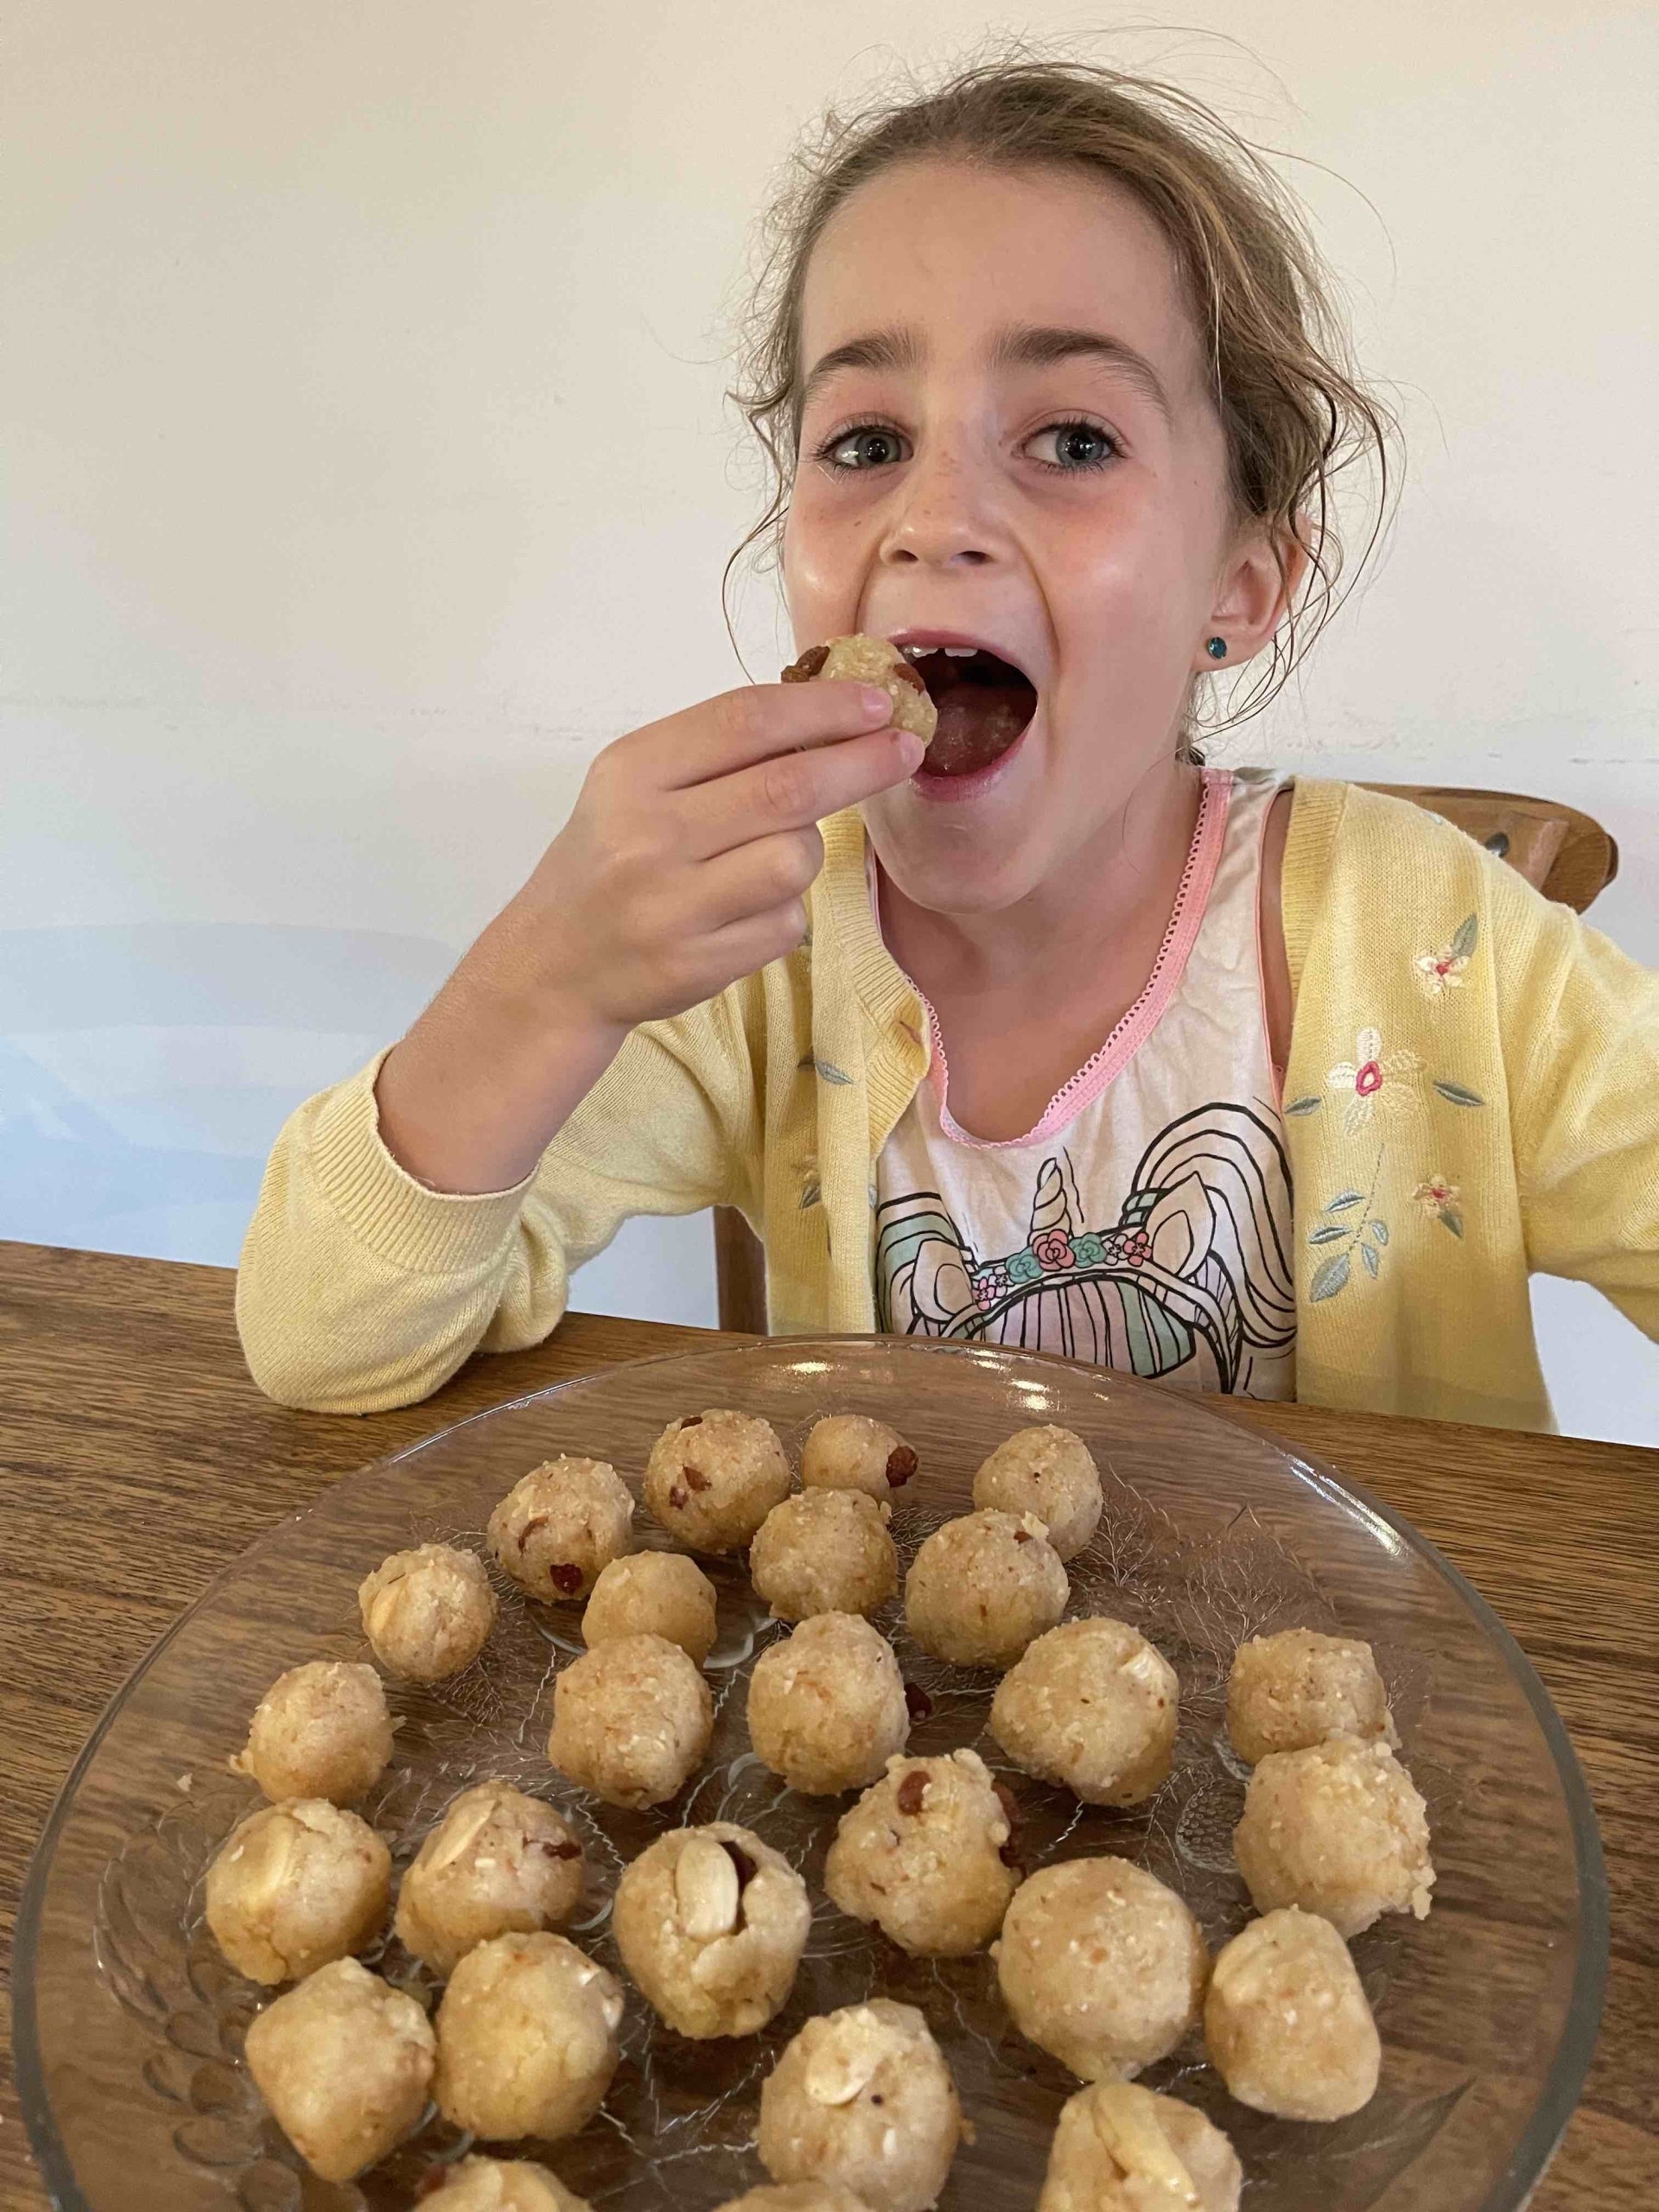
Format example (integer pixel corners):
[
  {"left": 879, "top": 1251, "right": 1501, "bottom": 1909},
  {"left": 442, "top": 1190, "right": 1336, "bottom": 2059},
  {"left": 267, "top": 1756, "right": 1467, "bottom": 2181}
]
[{"left": 874, "top": 1101, "right": 1296, "bottom": 1396}]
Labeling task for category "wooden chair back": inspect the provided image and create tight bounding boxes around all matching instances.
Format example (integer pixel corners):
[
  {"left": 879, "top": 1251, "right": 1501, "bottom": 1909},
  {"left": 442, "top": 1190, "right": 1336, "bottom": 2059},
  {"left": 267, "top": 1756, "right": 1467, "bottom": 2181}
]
[
  {"left": 713, "top": 785, "right": 1618, "bottom": 1331},
  {"left": 1362, "top": 785, "right": 1618, "bottom": 912}
]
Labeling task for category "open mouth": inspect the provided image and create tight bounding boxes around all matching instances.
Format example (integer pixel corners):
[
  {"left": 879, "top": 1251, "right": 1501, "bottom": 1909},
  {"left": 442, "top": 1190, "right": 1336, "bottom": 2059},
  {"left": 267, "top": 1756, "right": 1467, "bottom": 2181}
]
[{"left": 897, "top": 641, "right": 1038, "bottom": 779}]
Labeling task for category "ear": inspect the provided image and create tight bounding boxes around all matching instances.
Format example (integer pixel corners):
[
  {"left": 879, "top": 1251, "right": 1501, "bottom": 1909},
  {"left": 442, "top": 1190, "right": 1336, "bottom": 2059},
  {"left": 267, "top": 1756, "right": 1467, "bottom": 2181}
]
[{"left": 1192, "top": 516, "right": 1311, "bottom": 672}]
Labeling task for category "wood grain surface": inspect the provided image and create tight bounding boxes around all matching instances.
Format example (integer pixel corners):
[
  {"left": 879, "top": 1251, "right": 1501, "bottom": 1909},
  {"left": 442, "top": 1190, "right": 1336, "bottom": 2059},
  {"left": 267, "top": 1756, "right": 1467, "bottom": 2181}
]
[{"left": 0, "top": 1239, "right": 1653, "bottom": 2210}]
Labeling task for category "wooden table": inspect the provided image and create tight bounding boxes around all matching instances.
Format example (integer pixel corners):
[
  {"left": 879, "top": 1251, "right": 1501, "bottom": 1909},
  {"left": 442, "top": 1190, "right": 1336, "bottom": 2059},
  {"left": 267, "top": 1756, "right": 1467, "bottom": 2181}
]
[{"left": 0, "top": 1239, "right": 1654, "bottom": 2209}]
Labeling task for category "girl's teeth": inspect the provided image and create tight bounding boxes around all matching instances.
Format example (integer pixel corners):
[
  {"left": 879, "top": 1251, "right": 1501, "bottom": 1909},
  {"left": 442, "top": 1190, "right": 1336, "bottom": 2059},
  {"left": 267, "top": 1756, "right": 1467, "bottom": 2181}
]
[{"left": 942, "top": 645, "right": 978, "bottom": 658}]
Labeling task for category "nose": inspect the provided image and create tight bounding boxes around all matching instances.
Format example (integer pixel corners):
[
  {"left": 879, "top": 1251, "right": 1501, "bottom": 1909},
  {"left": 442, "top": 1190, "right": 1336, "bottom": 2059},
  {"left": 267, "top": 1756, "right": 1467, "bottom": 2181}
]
[{"left": 875, "top": 438, "right": 1001, "bottom": 570}]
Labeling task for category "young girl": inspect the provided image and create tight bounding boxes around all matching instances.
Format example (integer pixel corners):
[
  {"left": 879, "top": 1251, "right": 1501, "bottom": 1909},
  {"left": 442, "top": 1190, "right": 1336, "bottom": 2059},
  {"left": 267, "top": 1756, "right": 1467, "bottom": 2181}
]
[{"left": 238, "top": 55, "right": 1659, "bottom": 1431}]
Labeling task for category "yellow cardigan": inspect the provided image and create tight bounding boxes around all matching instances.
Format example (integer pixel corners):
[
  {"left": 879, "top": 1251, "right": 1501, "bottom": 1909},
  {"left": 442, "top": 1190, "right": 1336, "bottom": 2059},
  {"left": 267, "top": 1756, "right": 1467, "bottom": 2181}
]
[{"left": 237, "top": 779, "right": 1659, "bottom": 1428}]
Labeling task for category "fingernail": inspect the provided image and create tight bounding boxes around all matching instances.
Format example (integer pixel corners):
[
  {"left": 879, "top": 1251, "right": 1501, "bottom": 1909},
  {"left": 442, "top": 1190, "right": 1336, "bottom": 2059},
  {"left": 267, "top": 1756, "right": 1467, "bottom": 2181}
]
[{"left": 859, "top": 685, "right": 894, "bottom": 720}]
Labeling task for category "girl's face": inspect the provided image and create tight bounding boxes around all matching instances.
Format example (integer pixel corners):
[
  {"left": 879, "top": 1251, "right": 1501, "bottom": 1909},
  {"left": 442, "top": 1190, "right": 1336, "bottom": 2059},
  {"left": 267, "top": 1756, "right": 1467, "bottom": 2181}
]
[{"left": 782, "top": 157, "right": 1289, "bottom": 914}]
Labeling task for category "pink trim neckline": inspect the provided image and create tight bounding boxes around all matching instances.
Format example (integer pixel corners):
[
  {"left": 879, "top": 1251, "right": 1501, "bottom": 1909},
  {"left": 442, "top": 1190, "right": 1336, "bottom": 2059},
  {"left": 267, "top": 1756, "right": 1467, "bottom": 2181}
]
[{"left": 883, "top": 767, "right": 1236, "bottom": 1151}]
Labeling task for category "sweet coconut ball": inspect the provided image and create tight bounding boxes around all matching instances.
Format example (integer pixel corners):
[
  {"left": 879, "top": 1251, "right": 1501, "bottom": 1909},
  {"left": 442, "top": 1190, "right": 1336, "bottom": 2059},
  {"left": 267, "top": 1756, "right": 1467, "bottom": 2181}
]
[
  {"left": 996, "top": 1856, "right": 1209, "bottom": 2081},
  {"left": 749, "top": 1488, "right": 899, "bottom": 1622},
  {"left": 545, "top": 1632, "right": 713, "bottom": 1809},
  {"left": 715, "top": 2189, "right": 874, "bottom": 2212},
  {"left": 971, "top": 1425, "right": 1103, "bottom": 1561},
  {"left": 758, "top": 1999, "right": 965, "bottom": 2212},
  {"left": 244, "top": 1957, "right": 435, "bottom": 2183},
  {"left": 1227, "top": 1627, "right": 1397, "bottom": 1765},
  {"left": 904, "top": 1509, "right": 1067, "bottom": 1669},
  {"left": 434, "top": 1931, "right": 623, "bottom": 2143},
  {"left": 357, "top": 1541, "right": 498, "bottom": 1681},
  {"left": 487, "top": 1456, "right": 634, "bottom": 1603},
  {"left": 643, "top": 1409, "right": 792, "bottom": 1554},
  {"left": 611, "top": 1821, "right": 810, "bottom": 2040},
  {"left": 824, "top": 1747, "right": 1019, "bottom": 1956},
  {"left": 421, "top": 2158, "right": 593, "bottom": 2210},
  {"left": 232, "top": 1659, "right": 394, "bottom": 1806},
  {"left": 1204, "top": 1905, "right": 1381, "bottom": 2122},
  {"left": 747, "top": 1611, "right": 911, "bottom": 1796},
  {"left": 799, "top": 1414, "right": 918, "bottom": 1502},
  {"left": 206, "top": 1798, "right": 390, "bottom": 1985},
  {"left": 1232, "top": 1737, "right": 1434, "bottom": 1938},
  {"left": 989, "top": 1617, "right": 1179, "bottom": 1806},
  {"left": 581, "top": 1550, "right": 718, "bottom": 1663},
  {"left": 394, "top": 1780, "right": 585, "bottom": 1978},
  {"left": 1037, "top": 2082, "right": 1243, "bottom": 2212}
]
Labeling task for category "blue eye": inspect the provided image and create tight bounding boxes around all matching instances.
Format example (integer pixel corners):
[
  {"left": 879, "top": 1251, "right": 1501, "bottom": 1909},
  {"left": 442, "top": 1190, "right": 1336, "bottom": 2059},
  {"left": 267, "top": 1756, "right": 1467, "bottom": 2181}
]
[
  {"left": 819, "top": 423, "right": 910, "bottom": 470},
  {"left": 1027, "top": 419, "right": 1119, "bottom": 472}
]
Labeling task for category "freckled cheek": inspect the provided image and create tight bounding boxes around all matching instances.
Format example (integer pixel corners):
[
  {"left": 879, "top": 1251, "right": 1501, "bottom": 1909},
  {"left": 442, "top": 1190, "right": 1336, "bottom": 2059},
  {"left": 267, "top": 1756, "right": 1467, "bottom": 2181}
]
[{"left": 782, "top": 493, "right": 871, "bottom": 630}]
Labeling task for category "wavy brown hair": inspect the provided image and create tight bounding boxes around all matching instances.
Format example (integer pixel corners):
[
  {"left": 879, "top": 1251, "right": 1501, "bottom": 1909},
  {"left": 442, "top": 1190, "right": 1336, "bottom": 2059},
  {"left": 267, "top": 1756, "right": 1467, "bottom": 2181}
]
[{"left": 722, "top": 46, "right": 1399, "bottom": 753}]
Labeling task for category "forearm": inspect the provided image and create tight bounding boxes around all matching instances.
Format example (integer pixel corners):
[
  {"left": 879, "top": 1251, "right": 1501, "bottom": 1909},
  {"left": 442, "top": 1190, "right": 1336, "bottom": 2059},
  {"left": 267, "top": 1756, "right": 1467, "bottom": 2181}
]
[{"left": 375, "top": 902, "right": 626, "bottom": 1195}]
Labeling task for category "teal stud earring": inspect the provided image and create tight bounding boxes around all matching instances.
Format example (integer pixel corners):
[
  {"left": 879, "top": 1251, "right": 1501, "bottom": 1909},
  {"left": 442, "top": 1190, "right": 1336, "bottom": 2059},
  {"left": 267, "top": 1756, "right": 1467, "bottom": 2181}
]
[{"left": 1206, "top": 636, "right": 1228, "bottom": 659}]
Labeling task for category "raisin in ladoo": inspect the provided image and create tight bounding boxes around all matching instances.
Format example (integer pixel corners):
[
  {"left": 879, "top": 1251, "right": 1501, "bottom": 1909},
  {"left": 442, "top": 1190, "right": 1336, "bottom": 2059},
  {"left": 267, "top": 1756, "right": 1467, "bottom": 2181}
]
[{"left": 781, "top": 636, "right": 938, "bottom": 743}]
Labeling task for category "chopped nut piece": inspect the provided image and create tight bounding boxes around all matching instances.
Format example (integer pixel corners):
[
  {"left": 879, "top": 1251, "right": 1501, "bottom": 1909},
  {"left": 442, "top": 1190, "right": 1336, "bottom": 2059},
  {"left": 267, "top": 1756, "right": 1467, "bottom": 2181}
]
[
  {"left": 675, "top": 1831, "right": 742, "bottom": 1940},
  {"left": 1089, "top": 2083, "right": 1202, "bottom": 2204}
]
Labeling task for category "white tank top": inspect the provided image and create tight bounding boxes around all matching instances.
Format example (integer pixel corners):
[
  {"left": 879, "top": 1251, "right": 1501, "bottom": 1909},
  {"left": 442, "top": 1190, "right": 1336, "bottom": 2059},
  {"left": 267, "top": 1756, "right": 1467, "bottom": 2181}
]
[{"left": 874, "top": 767, "right": 1297, "bottom": 1399}]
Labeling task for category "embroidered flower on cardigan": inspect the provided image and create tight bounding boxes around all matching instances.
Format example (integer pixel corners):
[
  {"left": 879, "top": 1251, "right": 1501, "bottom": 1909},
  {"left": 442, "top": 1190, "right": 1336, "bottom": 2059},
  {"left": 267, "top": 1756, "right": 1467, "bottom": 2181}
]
[
  {"left": 1415, "top": 914, "right": 1478, "bottom": 1000},
  {"left": 1413, "top": 1175, "right": 1465, "bottom": 1238},
  {"left": 1032, "top": 1229, "right": 1074, "bottom": 1271},
  {"left": 1325, "top": 1027, "right": 1425, "bottom": 1135}
]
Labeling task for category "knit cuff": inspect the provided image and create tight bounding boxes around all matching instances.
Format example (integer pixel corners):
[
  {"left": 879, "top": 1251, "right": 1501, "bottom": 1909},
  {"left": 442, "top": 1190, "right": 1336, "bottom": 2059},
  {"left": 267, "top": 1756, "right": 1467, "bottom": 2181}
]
[{"left": 308, "top": 1049, "right": 535, "bottom": 1276}]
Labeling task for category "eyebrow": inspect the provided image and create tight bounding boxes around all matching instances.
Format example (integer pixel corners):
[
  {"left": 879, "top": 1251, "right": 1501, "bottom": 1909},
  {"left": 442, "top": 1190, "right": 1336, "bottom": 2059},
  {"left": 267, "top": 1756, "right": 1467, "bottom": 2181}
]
[{"left": 798, "top": 321, "right": 1173, "bottom": 426}]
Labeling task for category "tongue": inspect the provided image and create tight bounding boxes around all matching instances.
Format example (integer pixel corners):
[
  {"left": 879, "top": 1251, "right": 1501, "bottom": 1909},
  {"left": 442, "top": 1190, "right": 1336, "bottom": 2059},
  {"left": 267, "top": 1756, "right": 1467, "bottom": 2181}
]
[{"left": 923, "top": 679, "right": 1034, "bottom": 778}]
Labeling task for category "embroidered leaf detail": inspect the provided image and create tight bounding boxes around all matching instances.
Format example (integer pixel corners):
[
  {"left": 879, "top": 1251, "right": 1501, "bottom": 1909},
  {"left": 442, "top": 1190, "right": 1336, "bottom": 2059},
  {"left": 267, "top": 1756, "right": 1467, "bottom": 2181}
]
[
  {"left": 1310, "top": 1253, "right": 1351, "bottom": 1302},
  {"left": 1451, "top": 913, "right": 1478, "bottom": 961},
  {"left": 1433, "top": 1079, "right": 1485, "bottom": 1109},
  {"left": 1361, "top": 1240, "right": 1382, "bottom": 1279},
  {"left": 798, "top": 1177, "right": 822, "bottom": 1211},
  {"left": 1367, "top": 1218, "right": 1389, "bottom": 1245},
  {"left": 1284, "top": 1095, "right": 1324, "bottom": 1116},
  {"left": 1325, "top": 1191, "right": 1365, "bottom": 1213},
  {"left": 1440, "top": 1208, "right": 1465, "bottom": 1238},
  {"left": 798, "top": 1055, "right": 853, "bottom": 1085},
  {"left": 1309, "top": 1224, "right": 1348, "bottom": 1246}
]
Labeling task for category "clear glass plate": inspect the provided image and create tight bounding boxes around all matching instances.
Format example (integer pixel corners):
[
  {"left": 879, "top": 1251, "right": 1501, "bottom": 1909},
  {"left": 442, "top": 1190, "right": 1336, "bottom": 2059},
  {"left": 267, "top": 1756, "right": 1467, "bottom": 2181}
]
[{"left": 16, "top": 1337, "right": 1607, "bottom": 2212}]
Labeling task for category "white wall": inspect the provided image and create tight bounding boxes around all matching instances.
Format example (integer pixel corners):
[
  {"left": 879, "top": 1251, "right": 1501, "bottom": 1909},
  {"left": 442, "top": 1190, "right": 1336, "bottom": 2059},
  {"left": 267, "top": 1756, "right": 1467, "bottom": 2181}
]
[{"left": 3, "top": 2, "right": 1656, "bottom": 1436}]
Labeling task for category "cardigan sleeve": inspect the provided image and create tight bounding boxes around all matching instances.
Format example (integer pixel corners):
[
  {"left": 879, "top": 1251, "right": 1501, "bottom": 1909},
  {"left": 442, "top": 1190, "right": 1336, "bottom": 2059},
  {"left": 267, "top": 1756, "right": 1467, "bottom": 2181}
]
[
  {"left": 235, "top": 995, "right": 758, "bottom": 1414},
  {"left": 1504, "top": 876, "right": 1659, "bottom": 1338}
]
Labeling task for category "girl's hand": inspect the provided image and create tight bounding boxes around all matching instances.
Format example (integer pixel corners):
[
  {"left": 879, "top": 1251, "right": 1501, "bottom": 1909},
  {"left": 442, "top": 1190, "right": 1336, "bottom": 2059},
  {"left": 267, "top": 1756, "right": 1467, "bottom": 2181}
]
[
  {"left": 374, "top": 680, "right": 921, "bottom": 1192},
  {"left": 518, "top": 677, "right": 923, "bottom": 1032}
]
